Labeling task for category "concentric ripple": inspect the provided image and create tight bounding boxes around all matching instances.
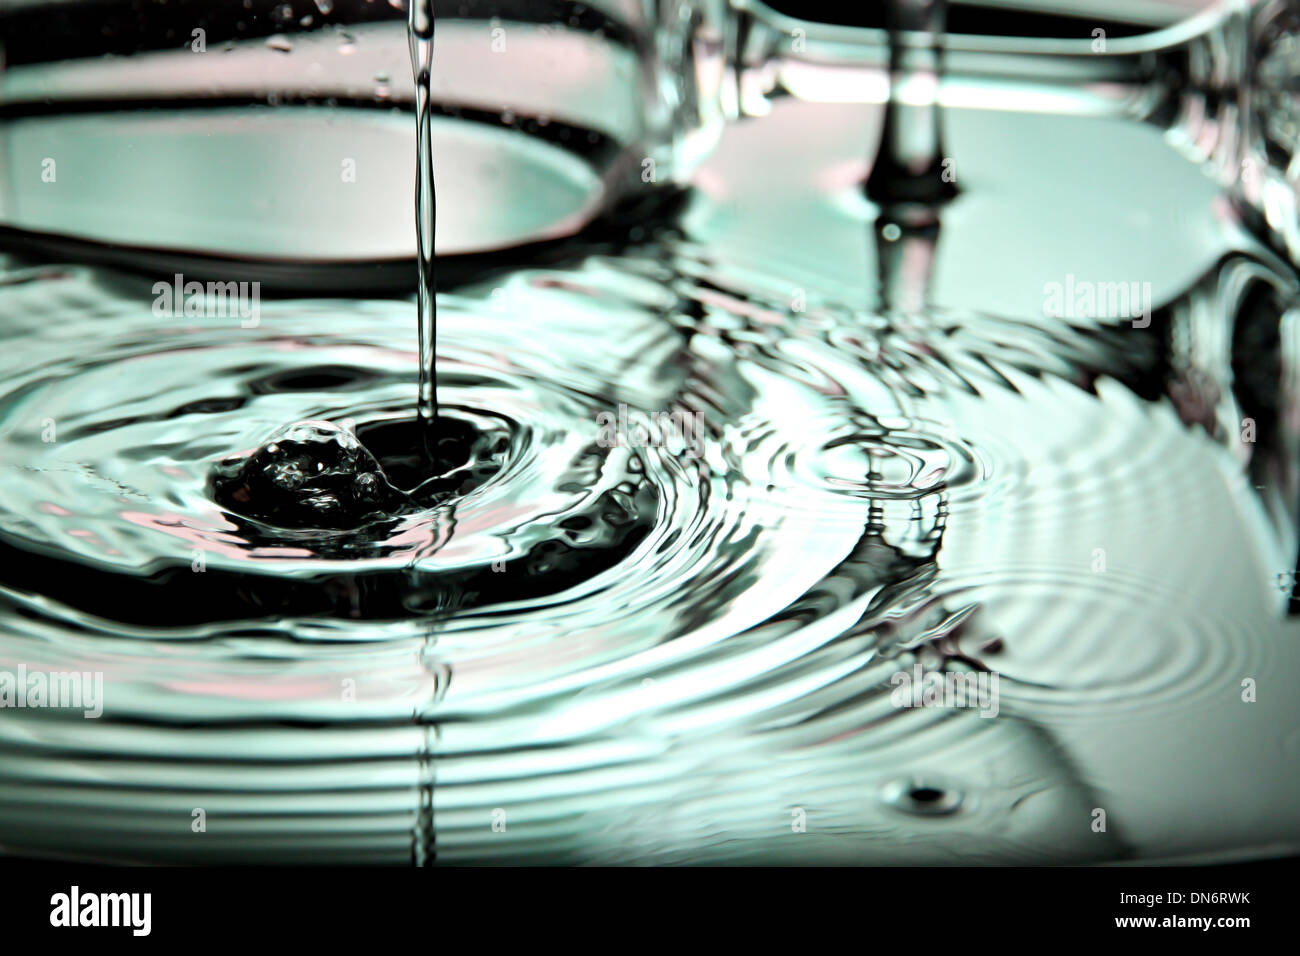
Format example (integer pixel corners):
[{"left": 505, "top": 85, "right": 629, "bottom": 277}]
[{"left": 0, "top": 244, "right": 1297, "bottom": 865}]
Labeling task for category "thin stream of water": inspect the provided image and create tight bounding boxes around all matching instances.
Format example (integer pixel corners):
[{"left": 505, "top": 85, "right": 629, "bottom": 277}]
[{"left": 409, "top": 0, "right": 436, "bottom": 432}]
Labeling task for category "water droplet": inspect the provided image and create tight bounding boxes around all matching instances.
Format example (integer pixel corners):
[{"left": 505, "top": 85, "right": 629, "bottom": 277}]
[{"left": 266, "top": 34, "right": 293, "bottom": 54}]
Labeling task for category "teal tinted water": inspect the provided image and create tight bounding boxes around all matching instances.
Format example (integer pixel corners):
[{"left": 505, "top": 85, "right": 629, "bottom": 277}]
[{"left": 0, "top": 99, "right": 1298, "bottom": 864}]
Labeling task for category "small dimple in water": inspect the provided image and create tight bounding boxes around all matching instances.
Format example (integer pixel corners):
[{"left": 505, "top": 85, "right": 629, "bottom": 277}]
[{"left": 882, "top": 777, "right": 964, "bottom": 816}]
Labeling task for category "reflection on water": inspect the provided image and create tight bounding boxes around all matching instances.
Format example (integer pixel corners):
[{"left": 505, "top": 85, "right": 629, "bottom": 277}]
[{"left": 0, "top": 98, "right": 1298, "bottom": 864}]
